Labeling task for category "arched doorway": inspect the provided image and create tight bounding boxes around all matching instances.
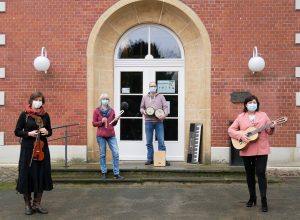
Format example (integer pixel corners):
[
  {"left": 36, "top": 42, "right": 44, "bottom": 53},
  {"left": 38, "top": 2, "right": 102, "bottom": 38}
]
[
  {"left": 114, "top": 24, "right": 184, "bottom": 160},
  {"left": 87, "top": 0, "right": 211, "bottom": 163}
]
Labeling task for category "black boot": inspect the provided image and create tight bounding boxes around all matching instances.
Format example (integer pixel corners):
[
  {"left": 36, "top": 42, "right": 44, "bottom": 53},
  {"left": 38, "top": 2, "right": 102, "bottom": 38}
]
[
  {"left": 261, "top": 197, "right": 268, "bottom": 212},
  {"left": 246, "top": 195, "right": 257, "bottom": 207},
  {"left": 32, "top": 192, "right": 48, "bottom": 214},
  {"left": 23, "top": 194, "right": 33, "bottom": 215}
]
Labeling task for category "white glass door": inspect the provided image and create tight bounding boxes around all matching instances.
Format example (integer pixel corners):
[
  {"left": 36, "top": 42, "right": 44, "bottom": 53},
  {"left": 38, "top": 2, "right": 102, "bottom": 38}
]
[{"left": 114, "top": 66, "right": 184, "bottom": 161}]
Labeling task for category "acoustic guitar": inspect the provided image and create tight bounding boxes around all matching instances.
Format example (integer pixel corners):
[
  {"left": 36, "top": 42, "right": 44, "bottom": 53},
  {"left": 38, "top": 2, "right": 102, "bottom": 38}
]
[{"left": 231, "top": 116, "right": 288, "bottom": 150}]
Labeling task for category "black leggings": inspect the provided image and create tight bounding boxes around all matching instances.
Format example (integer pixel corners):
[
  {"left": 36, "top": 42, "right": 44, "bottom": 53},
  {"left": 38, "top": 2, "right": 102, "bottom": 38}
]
[{"left": 242, "top": 155, "right": 268, "bottom": 198}]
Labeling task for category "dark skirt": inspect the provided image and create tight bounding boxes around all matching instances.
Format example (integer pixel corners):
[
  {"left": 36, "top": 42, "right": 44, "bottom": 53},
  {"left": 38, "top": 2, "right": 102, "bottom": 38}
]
[{"left": 16, "top": 140, "right": 53, "bottom": 194}]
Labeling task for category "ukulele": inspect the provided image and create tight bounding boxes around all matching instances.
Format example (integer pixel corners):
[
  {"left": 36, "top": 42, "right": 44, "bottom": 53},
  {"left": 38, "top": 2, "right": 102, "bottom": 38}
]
[{"left": 231, "top": 116, "right": 288, "bottom": 150}]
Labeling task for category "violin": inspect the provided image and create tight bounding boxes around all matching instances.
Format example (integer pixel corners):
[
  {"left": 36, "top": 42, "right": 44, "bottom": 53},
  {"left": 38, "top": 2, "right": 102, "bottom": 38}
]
[
  {"left": 33, "top": 130, "right": 45, "bottom": 161},
  {"left": 29, "top": 116, "right": 45, "bottom": 167}
]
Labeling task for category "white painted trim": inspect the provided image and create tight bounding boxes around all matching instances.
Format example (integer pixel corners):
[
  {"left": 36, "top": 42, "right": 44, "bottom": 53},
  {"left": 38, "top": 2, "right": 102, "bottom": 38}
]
[
  {"left": 0, "top": 67, "right": 5, "bottom": 78},
  {"left": 296, "top": 33, "right": 300, "bottom": 44},
  {"left": 0, "top": 2, "right": 5, "bottom": 12},
  {"left": 0, "top": 132, "right": 4, "bottom": 145},
  {"left": 0, "top": 145, "right": 87, "bottom": 164},
  {"left": 296, "top": 92, "right": 300, "bottom": 106},
  {"left": 297, "top": 134, "right": 300, "bottom": 148},
  {"left": 0, "top": 34, "right": 5, "bottom": 45},
  {"left": 114, "top": 66, "right": 185, "bottom": 161},
  {"left": 0, "top": 91, "right": 4, "bottom": 105},
  {"left": 296, "top": 67, "right": 300, "bottom": 78},
  {"left": 296, "top": 0, "right": 300, "bottom": 10},
  {"left": 211, "top": 147, "right": 230, "bottom": 163},
  {"left": 211, "top": 146, "right": 300, "bottom": 165}
]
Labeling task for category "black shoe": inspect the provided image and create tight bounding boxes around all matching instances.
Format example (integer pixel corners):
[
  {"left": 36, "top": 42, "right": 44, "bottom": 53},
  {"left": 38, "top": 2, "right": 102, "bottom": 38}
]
[
  {"left": 101, "top": 173, "right": 107, "bottom": 179},
  {"left": 166, "top": 161, "right": 171, "bottom": 166},
  {"left": 246, "top": 197, "right": 257, "bottom": 207},
  {"left": 114, "top": 175, "right": 124, "bottom": 180},
  {"left": 33, "top": 206, "right": 48, "bottom": 214},
  {"left": 145, "top": 160, "right": 153, "bottom": 165},
  {"left": 261, "top": 197, "right": 268, "bottom": 212},
  {"left": 25, "top": 205, "right": 33, "bottom": 215}
]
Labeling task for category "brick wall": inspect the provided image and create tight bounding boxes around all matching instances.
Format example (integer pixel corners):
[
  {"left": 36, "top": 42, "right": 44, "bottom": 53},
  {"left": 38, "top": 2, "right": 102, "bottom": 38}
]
[
  {"left": 183, "top": 0, "right": 300, "bottom": 147},
  {"left": 0, "top": 0, "right": 299, "bottom": 147}
]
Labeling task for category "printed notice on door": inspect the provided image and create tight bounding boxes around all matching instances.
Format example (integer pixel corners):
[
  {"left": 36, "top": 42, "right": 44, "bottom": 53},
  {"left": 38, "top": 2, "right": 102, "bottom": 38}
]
[{"left": 157, "top": 80, "right": 175, "bottom": 94}]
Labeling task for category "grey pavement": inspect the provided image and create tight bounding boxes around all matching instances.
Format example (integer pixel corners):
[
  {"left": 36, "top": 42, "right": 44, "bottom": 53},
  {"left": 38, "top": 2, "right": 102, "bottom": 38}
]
[{"left": 1, "top": 179, "right": 300, "bottom": 220}]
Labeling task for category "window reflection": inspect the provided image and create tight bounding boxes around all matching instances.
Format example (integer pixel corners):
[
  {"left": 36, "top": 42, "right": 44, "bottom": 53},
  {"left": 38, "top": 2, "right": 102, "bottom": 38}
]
[
  {"left": 117, "top": 25, "right": 181, "bottom": 59},
  {"left": 118, "top": 27, "right": 148, "bottom": 59},
  {"left": 151, "top": 27, "right": 181, "bottom": 58},
  {"left": 121, "top": 72, "right": 143, "bottom": 94},
  {"left": 164, "top": 96, "right": 178, "bottom": 117},
  {"left": 120, "top": 95, "right": 143, "bottom": 117}
]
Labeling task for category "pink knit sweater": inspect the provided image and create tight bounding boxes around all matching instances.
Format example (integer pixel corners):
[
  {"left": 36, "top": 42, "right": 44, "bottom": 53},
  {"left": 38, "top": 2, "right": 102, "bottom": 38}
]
[{"left": 228, "top": 111, "right": 275, "bottom": 156}]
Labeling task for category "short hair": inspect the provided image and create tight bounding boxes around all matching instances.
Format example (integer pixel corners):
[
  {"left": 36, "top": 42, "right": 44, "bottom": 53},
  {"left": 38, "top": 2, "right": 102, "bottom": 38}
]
[
  {"left": 149, "top": 81, "right": 156, "bottom": 86},
  {"left": 98, "top": 93, "right": 109, "bottom": 106},
  {"left": 243, "top": 95, "right": 260, "bottom": 112},
  {"left": 28, "top": 91, "right": 45, "bottom": 105}
]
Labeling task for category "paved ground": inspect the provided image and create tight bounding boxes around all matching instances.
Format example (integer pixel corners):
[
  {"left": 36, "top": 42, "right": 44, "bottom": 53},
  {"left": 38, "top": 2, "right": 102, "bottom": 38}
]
[{"left": 1, "top": 178, "right": 300, "bottom": 220}]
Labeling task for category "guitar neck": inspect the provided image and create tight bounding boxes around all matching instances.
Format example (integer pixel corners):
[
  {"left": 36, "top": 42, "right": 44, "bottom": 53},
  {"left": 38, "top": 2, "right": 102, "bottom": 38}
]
[{"left": 250, "top": 123, "right": 272, "bottom": 135}]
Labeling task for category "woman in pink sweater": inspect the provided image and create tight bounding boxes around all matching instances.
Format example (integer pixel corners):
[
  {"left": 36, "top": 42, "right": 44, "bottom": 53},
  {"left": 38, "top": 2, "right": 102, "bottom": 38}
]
[{"left": 228, "top": 95, "right": 275, "bottom": 212}]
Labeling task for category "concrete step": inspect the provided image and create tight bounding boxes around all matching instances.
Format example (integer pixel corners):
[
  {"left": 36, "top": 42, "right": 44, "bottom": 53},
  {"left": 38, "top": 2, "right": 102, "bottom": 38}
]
[{"left": 51, "top": 163, "right": 282, "bottom": 184}]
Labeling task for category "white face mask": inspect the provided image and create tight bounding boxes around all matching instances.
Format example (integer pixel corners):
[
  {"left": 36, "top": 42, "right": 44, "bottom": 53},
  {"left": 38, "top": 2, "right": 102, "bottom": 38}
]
[{"left": 32, "top": 100, "right": 43, "bottom": 109}]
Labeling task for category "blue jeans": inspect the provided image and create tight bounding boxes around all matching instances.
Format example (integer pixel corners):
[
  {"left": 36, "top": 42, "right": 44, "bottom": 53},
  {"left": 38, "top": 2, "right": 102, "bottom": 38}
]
[
  {"left": 145, "top": 121, "right": 166, "bottom": 161},
  {"left": 96, "top": 136, "right": 120, "bottom": 175}
]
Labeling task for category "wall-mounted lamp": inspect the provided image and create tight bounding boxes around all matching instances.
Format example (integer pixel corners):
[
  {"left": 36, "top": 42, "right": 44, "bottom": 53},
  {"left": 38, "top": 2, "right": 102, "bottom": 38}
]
[
  {"left": 248, "top": 46, "right": 265, "bottom": 74},
  {"left": 33, "top": 47, "right": 50, "bottom": 73}
]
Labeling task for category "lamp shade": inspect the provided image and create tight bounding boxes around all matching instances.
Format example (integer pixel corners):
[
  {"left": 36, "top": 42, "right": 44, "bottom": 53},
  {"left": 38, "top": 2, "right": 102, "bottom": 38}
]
[
  {"left": 33, "top": 47, "right": 50, "bottom": 73},
  {"left": 248, "top": 47, "right": 265, "bottom": 73}
]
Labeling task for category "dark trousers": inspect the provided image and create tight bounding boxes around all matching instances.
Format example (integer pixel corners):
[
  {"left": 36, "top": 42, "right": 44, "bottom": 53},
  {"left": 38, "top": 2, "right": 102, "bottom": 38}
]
[{"left": 242, "top": 155, "right": 268, "bottom": 198}]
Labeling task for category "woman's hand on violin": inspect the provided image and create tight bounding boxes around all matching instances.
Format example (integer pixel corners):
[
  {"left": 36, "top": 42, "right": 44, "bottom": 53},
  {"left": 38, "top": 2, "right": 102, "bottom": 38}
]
[
  {"left": 28, "top": 130, "right": 38, "bottom": 137},
  {"left": 40, "top": 128, "right": 49, "bottom": 136}
]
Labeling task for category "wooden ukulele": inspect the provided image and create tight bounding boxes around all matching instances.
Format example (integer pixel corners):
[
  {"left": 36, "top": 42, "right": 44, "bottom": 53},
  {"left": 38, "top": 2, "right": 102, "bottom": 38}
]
[{"left": 231, "top": 116, "right": 288, "bottom": 150}]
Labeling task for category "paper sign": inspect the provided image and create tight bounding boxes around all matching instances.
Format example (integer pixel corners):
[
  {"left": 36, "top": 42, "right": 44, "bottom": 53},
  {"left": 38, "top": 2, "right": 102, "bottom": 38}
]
[
  {"left": 157, "top": 80, "right": 175, "bottom": 93},
  {"left": 122, "top": 88, "right": 130, "bottom": 94}
]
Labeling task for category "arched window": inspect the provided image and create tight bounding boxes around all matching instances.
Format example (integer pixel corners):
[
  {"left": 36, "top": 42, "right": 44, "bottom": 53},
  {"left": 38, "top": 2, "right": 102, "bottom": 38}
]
[{"left": 116, "top": 25, "right": 182, "bottom": 59}]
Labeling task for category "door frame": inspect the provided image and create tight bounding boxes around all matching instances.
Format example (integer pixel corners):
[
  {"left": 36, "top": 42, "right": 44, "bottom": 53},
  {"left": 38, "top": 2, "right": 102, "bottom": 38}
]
[{"left": 114, "top": 61, "right": 185, "bottom": 160}]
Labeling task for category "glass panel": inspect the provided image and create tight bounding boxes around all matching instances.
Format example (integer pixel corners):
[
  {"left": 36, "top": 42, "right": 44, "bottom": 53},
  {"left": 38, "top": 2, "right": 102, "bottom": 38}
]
[
  {"left": 120, "top": 95, "right": 143, "bottom": 117},
  {"left": 156, "top": 71, "right": 178, "bottom": 94},
  {"left": 120, "top": 119, "right": 142, "bottom": 140},
  {"left": 121, "top": 72, "right": 143, "bottom": 94},
  {"left": 118, "top": 27, "right": 148, "bottom": 59},
  {"left": 164, "top": 95, "right": 178, "bottom": 117},
  {"left": 150, "top": 26, "right": 181, "bottom": 58},
  {"left": 157, "top": 119, "right": 177, "bottom": 141}
]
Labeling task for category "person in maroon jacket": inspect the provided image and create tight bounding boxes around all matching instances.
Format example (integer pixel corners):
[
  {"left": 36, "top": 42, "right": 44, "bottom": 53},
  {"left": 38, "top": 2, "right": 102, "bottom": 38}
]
[{"left": 92, "top": 93, "right": 124, "bottom": 180}]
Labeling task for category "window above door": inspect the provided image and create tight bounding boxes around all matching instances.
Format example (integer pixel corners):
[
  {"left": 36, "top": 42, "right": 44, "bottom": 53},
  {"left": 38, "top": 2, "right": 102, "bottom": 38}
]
[{"left": 116, "top": 24, "right": 183, "bottom": 59}]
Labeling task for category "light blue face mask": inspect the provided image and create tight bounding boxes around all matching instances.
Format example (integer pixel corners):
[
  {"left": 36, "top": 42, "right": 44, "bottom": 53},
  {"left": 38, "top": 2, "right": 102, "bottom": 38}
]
[
  {"left": 247, "top": 103, "right": 257, "bottom": 112},
  {"left": 102, "top": 99, "right": 109, "bottom": 106},
  {"left": 149, "top": 87, "right": 157, "bottom": 93}
]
